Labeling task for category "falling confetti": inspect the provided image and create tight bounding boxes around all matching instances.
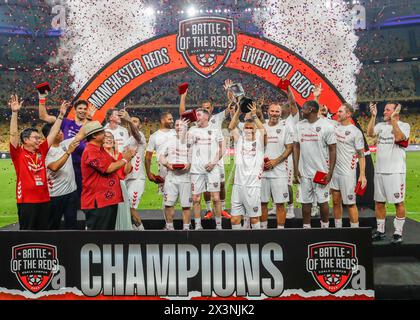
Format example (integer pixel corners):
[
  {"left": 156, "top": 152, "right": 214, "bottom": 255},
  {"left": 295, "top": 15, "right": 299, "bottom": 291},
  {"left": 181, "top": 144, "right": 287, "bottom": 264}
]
[
  {"left": 254, "top": 0, "right": 361, "bottom": 104},
  {"left": 51, "top": 0, "right": 155, "bottom": 94}
]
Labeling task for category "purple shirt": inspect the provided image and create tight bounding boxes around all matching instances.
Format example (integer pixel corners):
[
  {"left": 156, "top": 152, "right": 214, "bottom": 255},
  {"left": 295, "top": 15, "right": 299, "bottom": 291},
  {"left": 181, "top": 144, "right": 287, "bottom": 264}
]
[{"left": 60, "top": 118, "right": 86, "bottom": 164}]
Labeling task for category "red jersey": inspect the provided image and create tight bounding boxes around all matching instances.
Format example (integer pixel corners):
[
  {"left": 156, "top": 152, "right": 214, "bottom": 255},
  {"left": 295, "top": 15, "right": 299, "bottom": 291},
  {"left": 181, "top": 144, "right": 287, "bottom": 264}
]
[
  {"left": 9, "top": 140, "right": 50, "bottom": 204},
  {"left": 81, "top": 143, "right": 123, "bottom": 210}
]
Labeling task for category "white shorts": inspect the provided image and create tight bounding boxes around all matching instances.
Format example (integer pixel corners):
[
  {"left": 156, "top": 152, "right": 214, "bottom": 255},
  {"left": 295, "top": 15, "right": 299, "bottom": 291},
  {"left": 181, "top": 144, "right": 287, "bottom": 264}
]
[
  {"left": 163, "top": 180, "right": 192, "bottom": 208},
  {"left": 126, "top": 179, "right": 146, "bottom": 208},
  {"left": 191, "top": 172, "right": 221, "bottom": 195},
  {"left": 261, "top": 177, "right": 289, "bottom": 204},
  {"left": 217, "top": 164, "right": 226, "bottom": 183},
  {"left": 231, "top": 185, "right": 261, "bottom": 217},
  {"left": 297, "top": 176, "right": 330, "bottom": 204},
  {"left": 374, "top": 173, "right": 406, "bottom": 204},
  {"left": 330, "top": 173, "right": 357, "bottom": 205},
  {"left": 285, "top": 157, "right": 294, "bottom": 186}
]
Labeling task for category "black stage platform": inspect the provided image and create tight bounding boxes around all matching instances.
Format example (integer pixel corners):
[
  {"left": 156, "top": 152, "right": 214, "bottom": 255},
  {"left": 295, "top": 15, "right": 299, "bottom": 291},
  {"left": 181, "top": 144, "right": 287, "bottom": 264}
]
[{"left": 2, "top": 207, "right": 420, "bottom": 299}]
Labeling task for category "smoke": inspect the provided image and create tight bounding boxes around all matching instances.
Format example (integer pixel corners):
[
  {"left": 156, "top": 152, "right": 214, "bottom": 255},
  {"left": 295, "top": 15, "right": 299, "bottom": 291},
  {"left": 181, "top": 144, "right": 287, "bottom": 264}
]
[
  {"left": 50, "top": 0, "right": 155, "bottom": 94},
  {"left": 254, "top": 0, "right": 361, "bottom": 105}
]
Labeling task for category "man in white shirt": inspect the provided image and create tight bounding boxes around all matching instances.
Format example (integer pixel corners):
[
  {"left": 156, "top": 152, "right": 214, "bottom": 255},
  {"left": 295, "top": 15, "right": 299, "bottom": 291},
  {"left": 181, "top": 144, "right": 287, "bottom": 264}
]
[
  {"left": 43, "top": 123, "right": 84, "bottom": 229},
  {"left": 123, "top": 115, "right": 147, "bottom": 231},
  {"left": 179, "top": 83, "right": 232, "bottom": 220},
  {"left": 260, "top": 103, "right": 294, "bottom": 229},
  {"left": 104, "top": 109, "right": 130, "bottom": 153},
  {"left": 145, "top": 112, "right": 176, "bottom": 185},
  {"left": 293, "top": 100, "right": 337, "bottom": 229},
  {"left": 367, "top": 102, "right": 410, "bottom": 244},
  {"left": 187, "top": 109, "right": 225, "bottom": 230},
  {"left": 281, "top": 86, "right": 300, "bottom": 219},
  {"left": 229, "top": 102, "right": 266, "bottom": 229},
  {"left": 331, "top": 103, "right": 367, "bottom": 229},
  {"left": 159, "top": 119, "right": 192, "bottom": 231}
]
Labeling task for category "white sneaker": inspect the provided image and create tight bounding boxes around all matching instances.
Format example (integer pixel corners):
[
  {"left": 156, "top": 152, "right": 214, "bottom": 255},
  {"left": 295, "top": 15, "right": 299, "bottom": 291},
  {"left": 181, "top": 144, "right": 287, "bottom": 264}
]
[
  {"left": 195, "top": 224, "right": 203, "bottom": 230},
  {"left": 268, "top": 208, "right": 276, "bottom": 216},
  {"left": 311, "top": 206, "right": 319, "bottom": 217},
  {"left": 216, "top": 224, "right": 222, "bottom": 230},
  {"left": 133, "top": 224, "right": 145, "bottom": 231},
  {"left": 286, "top": 208, "right": 295, "bottom": 219}
]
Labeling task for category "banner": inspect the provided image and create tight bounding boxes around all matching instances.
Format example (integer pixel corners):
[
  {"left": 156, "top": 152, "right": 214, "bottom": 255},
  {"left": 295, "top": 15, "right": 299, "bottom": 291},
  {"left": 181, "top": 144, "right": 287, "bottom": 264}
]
[
  {"left": 69, "top": 16, "right": 345, "bottom": 122},
  {"left": 0, "top": 229, "right": 374, "bottom": 300}
]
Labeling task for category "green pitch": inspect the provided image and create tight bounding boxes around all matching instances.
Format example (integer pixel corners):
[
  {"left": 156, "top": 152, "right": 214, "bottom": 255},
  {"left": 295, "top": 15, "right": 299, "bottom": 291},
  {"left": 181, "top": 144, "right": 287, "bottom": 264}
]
[{"left": 1, "top": 152, "right": 420, "bottom": 228}]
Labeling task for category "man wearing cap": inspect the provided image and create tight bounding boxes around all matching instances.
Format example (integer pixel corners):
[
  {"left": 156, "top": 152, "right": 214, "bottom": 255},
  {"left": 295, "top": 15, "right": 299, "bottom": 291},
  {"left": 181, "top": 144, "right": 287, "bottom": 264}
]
[{"left": 81, "top": 121, "right": 136, "bottom": 230}]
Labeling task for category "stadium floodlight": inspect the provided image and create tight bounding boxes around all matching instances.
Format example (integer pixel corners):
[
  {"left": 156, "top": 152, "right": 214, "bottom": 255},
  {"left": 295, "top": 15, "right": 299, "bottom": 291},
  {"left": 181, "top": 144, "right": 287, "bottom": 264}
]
[
  {"left": 412, "top": 57, "right": 418, "bottom": 61},
  {"left": 187, "top": 6, "right": 197, "bottom": 17},
  {"left": 396, "top": 58, "right": 403, "bottom": 62},
  {"left": 145, "top": 6, "right": 154, "bottom": 16}
]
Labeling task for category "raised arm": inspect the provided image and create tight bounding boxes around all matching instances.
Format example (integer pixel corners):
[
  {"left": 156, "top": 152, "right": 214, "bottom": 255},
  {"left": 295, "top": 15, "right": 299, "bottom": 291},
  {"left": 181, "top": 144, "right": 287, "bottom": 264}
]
[
  {"left": 287, "top": 86, "right": 298, "bottom": 116},
  {"left": 46, "top": 101, "right": 70, "bottom": 147},
  {"left": 38, "top": 91, "right": 57, "bottom": 124},
  {"left": 229, "top": 106, "right": 241, "bottom": 143},
  {"left": 9, "top": 94, "right": 23, "bottom": 148},
  {"left": 367, "top": 102, "right": 377, "bottom": 138},
  {"left": 179, "top": 89, "right": 188, "bottom": 115},
  {"left": 120, "top": 109, "right": 142, "bottom": 144},
  {"left": 313, "top": 83, "right": 322, "bottom": 104}
]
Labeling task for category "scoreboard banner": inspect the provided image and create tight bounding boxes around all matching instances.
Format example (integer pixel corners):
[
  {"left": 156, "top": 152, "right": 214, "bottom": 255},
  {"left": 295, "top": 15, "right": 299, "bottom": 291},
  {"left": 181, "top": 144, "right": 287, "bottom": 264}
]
[
  {"left": 0, "top": 229, "right": 374, "bottom": 300},
  {"left": 68, "top": 16, "right": 345, "bottom": 122}
]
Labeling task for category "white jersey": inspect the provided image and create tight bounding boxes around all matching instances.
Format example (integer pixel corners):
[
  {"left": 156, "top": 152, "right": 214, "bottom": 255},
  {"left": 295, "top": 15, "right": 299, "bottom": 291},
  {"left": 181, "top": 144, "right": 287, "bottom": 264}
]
[
  {"left": 334, "top": 124, "right": 364, "bottom": 176},
  {"left": 123, "top": 133, "right": 146, "bottom": 180},
  {"left": 160, "top": 135, "right": 190, "bottom": 183},
  {"left": 208, "top": 111, "right": 226, "bottom": 130},
  {"left": 146, "top": 129, "right": 177, "bottom": 157},
  {"left": 188, "top": 125, "right": 224, "bottom": 174},
  {"left": 234, "top": 130, "right": 264, "bottom": 187},
  {"left": 263, "top": 121, "right": 294, "bottom": 178},
  {"left": 374, "top": 121, "right": 410, "bottom": 174},
  {"left": 45, "top": 138, "right": 77, "bottom": 197},
  {"left": 105, "top": 124, "right": 130, "bottom": 153},
  {"left": 294, "top": 117, "right": 337, "bottom": 178}
]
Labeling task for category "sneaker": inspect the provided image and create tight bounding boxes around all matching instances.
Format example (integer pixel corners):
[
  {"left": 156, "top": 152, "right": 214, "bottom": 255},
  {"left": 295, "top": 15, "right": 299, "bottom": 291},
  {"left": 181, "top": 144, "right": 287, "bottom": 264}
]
[
  {"left": 221, "top": 210, "right": 231, "bottom": 219},
  {"left": 163, "top": 225, "right": 174, "bottom": 231},
  {"left": 204, "top": 211, "right": 213, "bottom": 219},
  {"left": 311, "top": 206, "right": 319, "bottom": 217},
  {"left": 371, "top": 230, "right": 386, "bottom": 241},
  {"left": 216, "top": 224, "right": 222, "bottom": 230},
  {"left": 268, "top": 208, "right": 276, "bottom": 216},
  {"left": 286, "top": 208, "right": 295, "bottom": 219},
  {"left": 391, "top": 234, "right": 403, "bottom": 244},
  {"left": 132, "top": 224, "right": 145, "bottom": 231},
  {"left": 195, "top": 224, "right": 203, "bottom": 231}
]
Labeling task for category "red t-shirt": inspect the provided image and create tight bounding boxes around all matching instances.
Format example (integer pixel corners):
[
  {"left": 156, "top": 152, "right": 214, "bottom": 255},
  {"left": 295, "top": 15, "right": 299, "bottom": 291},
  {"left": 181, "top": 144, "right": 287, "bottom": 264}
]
[
  {"left": 10, "top": 140, "right": 51, "bottom": 204},
  {"left": 81, "top": 143, "right": 123, "bottom": 210}
]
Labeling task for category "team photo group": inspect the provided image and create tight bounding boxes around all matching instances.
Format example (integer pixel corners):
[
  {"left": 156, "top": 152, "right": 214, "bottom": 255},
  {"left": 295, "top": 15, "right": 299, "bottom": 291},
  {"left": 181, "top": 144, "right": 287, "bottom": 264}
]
[{"left": 8, "top": 77, "right": 409, "bottom": 244}]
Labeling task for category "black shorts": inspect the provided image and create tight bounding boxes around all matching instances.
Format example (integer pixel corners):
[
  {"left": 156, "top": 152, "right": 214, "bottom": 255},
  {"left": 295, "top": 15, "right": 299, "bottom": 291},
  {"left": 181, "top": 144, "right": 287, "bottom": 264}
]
[{"left": 17, "top": 202, "right": 50, "bottom": 230}]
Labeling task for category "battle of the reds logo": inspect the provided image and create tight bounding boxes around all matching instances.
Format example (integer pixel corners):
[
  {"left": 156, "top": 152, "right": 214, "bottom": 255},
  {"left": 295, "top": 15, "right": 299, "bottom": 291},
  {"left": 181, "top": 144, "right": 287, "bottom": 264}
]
[{"left": 1, "top": 0, "right": 419, "bottom": 304}]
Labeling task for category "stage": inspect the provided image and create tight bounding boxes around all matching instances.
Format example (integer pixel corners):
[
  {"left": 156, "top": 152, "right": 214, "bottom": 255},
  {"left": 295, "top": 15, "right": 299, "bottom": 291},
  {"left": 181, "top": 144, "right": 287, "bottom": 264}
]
[{"left": 2, "top": 207, "right": 420, "bottom": 299}]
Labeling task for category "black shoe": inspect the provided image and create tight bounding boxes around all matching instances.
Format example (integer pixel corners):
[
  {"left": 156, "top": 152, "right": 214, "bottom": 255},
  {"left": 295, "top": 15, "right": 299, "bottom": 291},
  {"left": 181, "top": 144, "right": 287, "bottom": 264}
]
[
  {"left": 391, "top": 234, "right": 403, "bottom": 244},
  {"left": 372, "top": 230, "right": 386, "bottom": 241}
]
